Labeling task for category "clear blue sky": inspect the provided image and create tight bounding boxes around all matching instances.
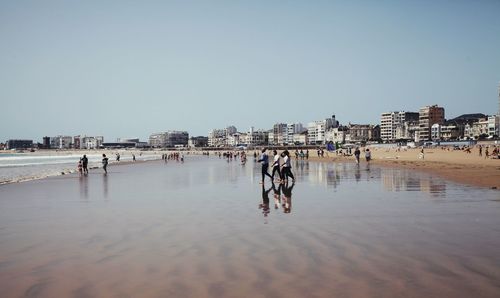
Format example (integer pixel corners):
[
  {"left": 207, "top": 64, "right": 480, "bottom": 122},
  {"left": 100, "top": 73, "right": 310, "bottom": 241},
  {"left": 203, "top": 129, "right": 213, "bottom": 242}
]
[{"left": 1, "top": 0, "right": 499, "bottom": 142}]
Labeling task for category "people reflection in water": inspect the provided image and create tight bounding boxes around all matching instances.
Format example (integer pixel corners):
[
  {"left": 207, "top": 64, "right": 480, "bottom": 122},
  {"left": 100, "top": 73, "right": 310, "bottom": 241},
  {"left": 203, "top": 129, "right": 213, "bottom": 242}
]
[
  {"left": 272, "top": 182, "right": 282, "bottom": 209},
  {"left": 355, "top": 164, "right": 361, "bottom": 181},
  {"left": 282, "top": 182, "right": 294, "bottom": 213},
  {"left": 259, "top": 184, "right": 272, "bottom": 218}
]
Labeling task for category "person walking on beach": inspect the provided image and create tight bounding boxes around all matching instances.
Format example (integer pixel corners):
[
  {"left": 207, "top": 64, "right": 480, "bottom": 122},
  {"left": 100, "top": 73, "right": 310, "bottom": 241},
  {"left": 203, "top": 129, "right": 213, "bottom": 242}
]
[
  {"left": 365, "top": 148, "right": 371, "bottom": 162},
  {"left": 354, "top": 147, "right": 361, "bottom": 164},
  {"left": 82, "top": 154, "right": 88, "bottom": 174},
  {"left": 102, "top": 154, "right": 109, "bottom": 174},
  {"left": 479, "top": 145, "right": 483, "bottom": 157},
  {"left": 271, "top": 150, "right": 282, "bottom": 182},
  {"left": 281, "top": 150, "right": 295, "bottom": 183},
  {"left": 132, "top": 154, "right": 136, "bottom": 161},
  {"left": 419, "top": 148, "right": 425, "bottom": 160},
  {"left": 257, "top": 148, "right": 273, "bottom": 184}
]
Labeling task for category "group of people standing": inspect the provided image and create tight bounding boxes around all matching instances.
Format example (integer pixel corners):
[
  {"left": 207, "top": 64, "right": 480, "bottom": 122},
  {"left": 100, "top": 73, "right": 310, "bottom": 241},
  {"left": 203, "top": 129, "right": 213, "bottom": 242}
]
[{"left": 257, "top": 149, "right": 295, "bottom": 184}]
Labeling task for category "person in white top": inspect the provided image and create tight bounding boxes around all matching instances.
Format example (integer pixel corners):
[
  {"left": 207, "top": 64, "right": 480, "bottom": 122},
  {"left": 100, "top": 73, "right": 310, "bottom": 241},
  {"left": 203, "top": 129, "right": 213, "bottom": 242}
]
[
  {"left": 271, "top": 150, "right": 282, "bottom": 181},
  {"left": 280, "top": 150, "right": 295, "bottom": 183}
]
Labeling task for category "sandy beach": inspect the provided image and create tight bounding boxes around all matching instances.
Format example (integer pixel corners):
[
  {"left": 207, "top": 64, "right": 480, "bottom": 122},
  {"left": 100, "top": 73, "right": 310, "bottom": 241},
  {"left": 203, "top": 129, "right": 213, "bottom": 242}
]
[
  {"left": 1, "top": 157, "right": 500, "bottom": 297},
  {"left": 287, "top": 146, "right": 500, "bottom": 189}
]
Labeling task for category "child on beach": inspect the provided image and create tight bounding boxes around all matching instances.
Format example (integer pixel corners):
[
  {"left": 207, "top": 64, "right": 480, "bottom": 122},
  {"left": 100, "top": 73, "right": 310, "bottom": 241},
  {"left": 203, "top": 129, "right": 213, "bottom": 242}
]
[
  {"left": 365, "top": 148, "right": 371, "bottom": 162},
  {"left": 77, "top": 159, "right": 83, "bottom": 176}
]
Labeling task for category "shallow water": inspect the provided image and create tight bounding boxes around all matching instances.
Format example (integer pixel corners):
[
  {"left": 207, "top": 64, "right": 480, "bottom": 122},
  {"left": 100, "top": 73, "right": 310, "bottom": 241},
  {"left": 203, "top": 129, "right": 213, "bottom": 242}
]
[
  {"left": 0, "top": 157, "right": 499, "bottom": 297},
  {"left": 0, "top": 152, "right": 160, "bottom": 184}
]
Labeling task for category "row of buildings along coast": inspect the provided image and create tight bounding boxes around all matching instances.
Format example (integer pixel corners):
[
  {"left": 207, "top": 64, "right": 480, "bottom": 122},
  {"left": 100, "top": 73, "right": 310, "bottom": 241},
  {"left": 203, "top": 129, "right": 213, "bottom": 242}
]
[{"left": 4, "top": 83, "right": 500, "bottom": 150}]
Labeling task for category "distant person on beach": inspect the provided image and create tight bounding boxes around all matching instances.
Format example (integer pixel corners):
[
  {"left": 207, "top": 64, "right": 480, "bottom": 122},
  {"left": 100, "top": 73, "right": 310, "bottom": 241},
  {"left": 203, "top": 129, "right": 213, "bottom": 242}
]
[
  {"left": 479, "top": 145, "right": 483, "bottom": 156},
  {"left": 82, "top": 154, "right": 88, "bottom": 174},
  {"left": 77, "top": 159, "right": 83, "bottom": 176},
  {"left": 116, "top": 153, "right": 120, "bottom": 161},
  {"left": 354, "top": 147, "right": 361, "bottom": 164},
  {"left": 258, "top": 148, "right": 273, "bottom": 184},
  {"left": 281, "top": 150, "right": 295, "bottom": 183},
  {"left": 271, "top": 150, "right": 282, "bottom": 182},
  {"left": 102, "top": 154, "right": 109, "bottom": 174},
  {"left": 365, "top": 148, "right": 371, "bottom": 162},
  {"left": 419, "top": 148, "right": 425, "bottom": 160},
  {"left": 485, "top": 147, "right": 489, "bottom": 159},
  {"left": 132, "top": 154, "right": 136, "bottom": 161}
]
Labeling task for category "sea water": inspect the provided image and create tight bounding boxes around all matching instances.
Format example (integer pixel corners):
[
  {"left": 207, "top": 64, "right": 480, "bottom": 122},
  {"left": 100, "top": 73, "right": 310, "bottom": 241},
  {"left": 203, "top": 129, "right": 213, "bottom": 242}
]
[{"left": 0, "top": 152, "right": 159, "bottom": 184}]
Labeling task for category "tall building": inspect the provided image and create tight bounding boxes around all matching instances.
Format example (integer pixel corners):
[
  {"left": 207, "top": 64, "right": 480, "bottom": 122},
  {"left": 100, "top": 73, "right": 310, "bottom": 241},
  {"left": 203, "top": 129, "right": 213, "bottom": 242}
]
[
  {"left": 380, "top": 111, "right": 419, "bottom": 141},
  {"left": 286, "top": 123, "right": 305, "bottom": 144},
  {"left": 418, "top": 105, "right": 445, "bottom": 141},
  {"left": 272, "top": 123, "right": 287, "bottom": 145}
]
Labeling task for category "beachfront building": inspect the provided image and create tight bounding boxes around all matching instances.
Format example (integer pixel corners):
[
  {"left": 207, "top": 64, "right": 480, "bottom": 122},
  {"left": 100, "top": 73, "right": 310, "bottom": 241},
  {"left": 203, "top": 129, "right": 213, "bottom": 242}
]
[
  {"left": 488, "top": 115, "right": 499, "bottom": 137},
  {"left": 208, "top": 129, "right": 225, "bottom": 147},
  {"left": 73, "top": 135, "right": 104, "bottom": 149},
  {"left": 345, "top": 124, "right": 380, "bottom": 143},
  {"left": 380, "top": 111, "right": 419, "bottom": 141},
  {"left": 418, "top": 105, "right": 445, "bottom": 141},
  {"left": 42, "top": 136, "right": 51, "bottom": 149},
  {"left": 247, "top": 127, "right": 268, "bottom": 146},
  {"left": 208, "top": 126, "right": 238, "bottom": 147},
  {"left": 50, "top": 136, "right": 73, "bottom": 149},
  {"left": 272, "top": 123, "right": 288, "bottom": 145},
  {"left": 149, "top": 131, "right": 189, "bottom": 148},
  {"left": 464, "top": 118, "right": 489, "bottom": 139},
  {"left": 287, "top": 123, "right": 305, "bottom": 144},
  {"left": 188, "top": 136, "right": 208, "bottom": 148},
  {"left": 394, "top": 120, "right": 419, "bottom": 141},
  {"left": 307, "top": 115, "right": 338, "bottom": 145},
  {"left": 6, "top": 139, "right": 33, "bottom": 150},
  {"left": 325, "top": 126, "right": 348, "bottom": 144}
]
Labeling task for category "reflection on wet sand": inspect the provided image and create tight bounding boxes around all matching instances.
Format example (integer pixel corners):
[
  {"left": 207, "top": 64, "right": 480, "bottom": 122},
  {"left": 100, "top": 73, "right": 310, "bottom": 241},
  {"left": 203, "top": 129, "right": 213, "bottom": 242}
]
[{"left": 0, "top": 157, "right": 499, "bottom": 297}]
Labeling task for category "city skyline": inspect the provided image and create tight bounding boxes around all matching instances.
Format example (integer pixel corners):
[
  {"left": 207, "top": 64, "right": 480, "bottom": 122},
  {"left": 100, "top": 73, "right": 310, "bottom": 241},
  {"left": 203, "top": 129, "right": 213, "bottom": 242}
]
[{"left": 1, "top": 1, "right": 500, "bottom": 141}]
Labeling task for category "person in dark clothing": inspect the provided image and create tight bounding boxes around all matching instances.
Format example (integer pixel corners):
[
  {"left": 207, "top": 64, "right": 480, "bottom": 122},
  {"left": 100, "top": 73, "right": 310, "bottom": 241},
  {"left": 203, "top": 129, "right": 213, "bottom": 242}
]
[
  {"left": 102, "top": 154, "right": 109, "bottom": 174},
  {"left": 257, "top": 148, "right": 273, "bottom": 184},
  {"left": 354, "top": 147, "right": 361, "bottom": 164},
  {"left": 82, "top": 154, "right": 88, "bottom": 174}
]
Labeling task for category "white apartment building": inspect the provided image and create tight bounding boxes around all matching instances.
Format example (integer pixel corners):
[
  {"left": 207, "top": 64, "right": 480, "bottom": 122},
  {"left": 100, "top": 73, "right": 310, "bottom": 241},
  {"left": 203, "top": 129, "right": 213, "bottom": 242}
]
[
  {"left": 488, "top": 115, "right": 499, "bottom": 137},
  {"left": 307, "top": 118, "right": 334, "bottom": 145},
  {"left": 286, "top": 123, "right": 305, "bottom": 144},
  {"left": 380, "top": 111, "right": 419, "bottom": 141}
]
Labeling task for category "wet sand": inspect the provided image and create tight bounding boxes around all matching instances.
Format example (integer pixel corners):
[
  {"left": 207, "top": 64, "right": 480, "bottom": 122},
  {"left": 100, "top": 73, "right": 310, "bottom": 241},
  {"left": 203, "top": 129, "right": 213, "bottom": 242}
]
[
  {"left": 1, "top": 157, "right": 500, "bottom": 297},
  {"left": 301, "top": 147, "right": 500, "bottom": 189}
]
